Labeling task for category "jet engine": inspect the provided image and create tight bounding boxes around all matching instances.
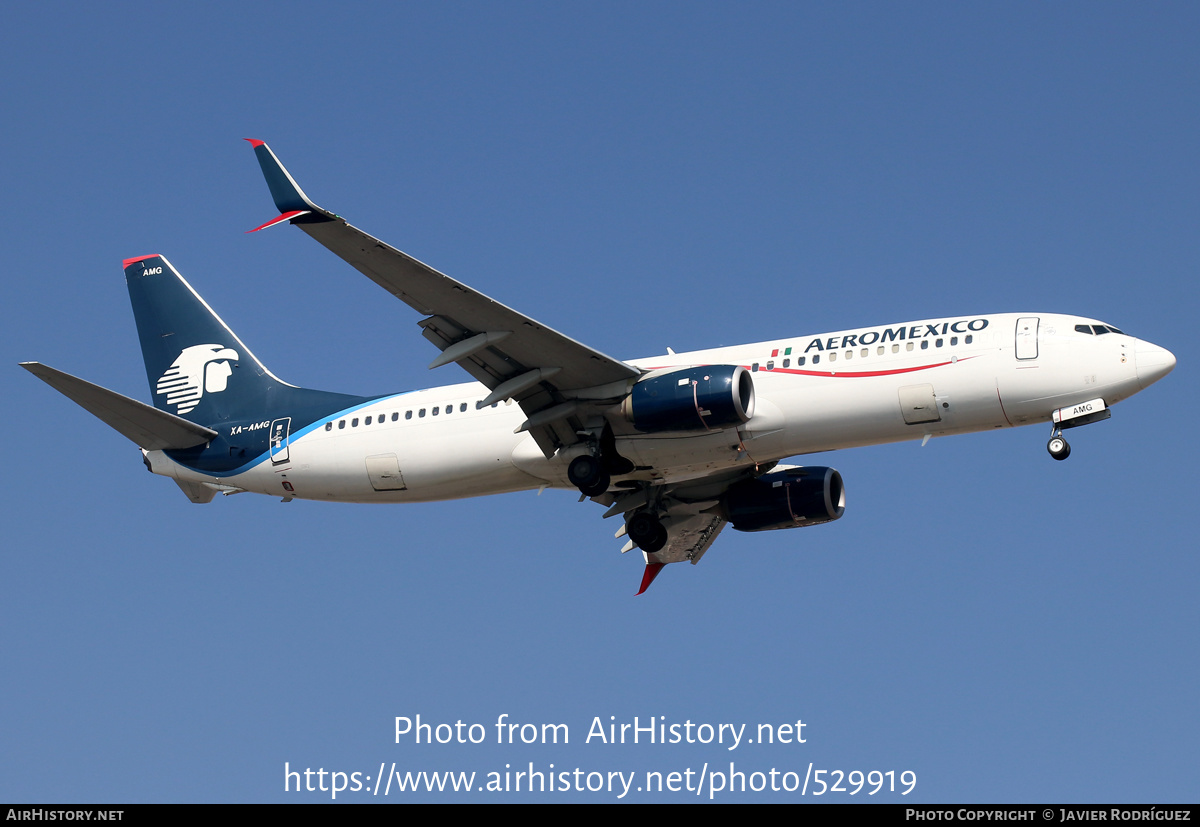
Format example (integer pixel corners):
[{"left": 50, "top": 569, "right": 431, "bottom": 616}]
[
  {"left": 721, "top": 466, "right": 845, "bottom": 532},
  {"left": 621, "top": 365, "right": 754, "bottom": 433}
]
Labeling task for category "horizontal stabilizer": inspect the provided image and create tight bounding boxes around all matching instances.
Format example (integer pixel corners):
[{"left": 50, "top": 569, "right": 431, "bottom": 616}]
[{"left": 20, "top": 362, "right": 218, "bottom": 450}]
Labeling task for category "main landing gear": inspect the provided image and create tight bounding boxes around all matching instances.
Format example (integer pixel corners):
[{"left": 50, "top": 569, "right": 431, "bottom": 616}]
[
  {"left": 567, "top": 454, "right": 610, "bottom": 497},
  {"left": 625, "top": 510, "right": 668, "bottom": 554},
  {"left": 567, "top": 425, "right": 635, "bottom": 498},
  {"left": 1047, "top": 428, "right": 1071, "bottom": 461}
]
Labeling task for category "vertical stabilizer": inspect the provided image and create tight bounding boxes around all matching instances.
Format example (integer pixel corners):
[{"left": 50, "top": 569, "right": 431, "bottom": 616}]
[{"left": 124, "top": 255, "right": 290, "bottom": 424}]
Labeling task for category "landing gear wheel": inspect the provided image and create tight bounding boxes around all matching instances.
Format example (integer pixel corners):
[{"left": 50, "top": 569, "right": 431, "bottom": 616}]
[
  {"left": 642, "top": 524, "right": 669, "bottom": 554},
  {"left": 580, "top": 472, "right": 610, "bottom": 497},
  {"left": 626, "top": 511, "right": 666, "bottom": 552},
  {"left": 1047, "top": 436, "right": 1071, "bottom": 461},
  {"left": 568, "top": 455, "right": 609, "bottom": 496}
]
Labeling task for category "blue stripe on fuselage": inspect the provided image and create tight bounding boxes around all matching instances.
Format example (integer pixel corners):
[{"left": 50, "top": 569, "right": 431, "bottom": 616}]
[{"left": 164, "top": 392, "right": 413, "bottom": 477}]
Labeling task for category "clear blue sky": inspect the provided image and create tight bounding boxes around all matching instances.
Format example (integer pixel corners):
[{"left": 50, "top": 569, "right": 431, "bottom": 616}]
[{"left": 2, "top": 2, "right": 1196, "bottom": 803}]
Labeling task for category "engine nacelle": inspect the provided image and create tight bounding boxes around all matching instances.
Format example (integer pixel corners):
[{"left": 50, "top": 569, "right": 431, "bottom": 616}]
[
  {"left": 622, "top": 365, "right": 754, "bottom": 433},
  {"left": 721, "top": 466, "right": 845, "bottom": 532}
]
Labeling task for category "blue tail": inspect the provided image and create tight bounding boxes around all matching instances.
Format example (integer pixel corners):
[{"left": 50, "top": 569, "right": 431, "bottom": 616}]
[
  {"left": 124, "top": 254, "right": 296, "bottom": 424},
  {"left": 124, "top": 255, "right": 375, "bottom": 474}
]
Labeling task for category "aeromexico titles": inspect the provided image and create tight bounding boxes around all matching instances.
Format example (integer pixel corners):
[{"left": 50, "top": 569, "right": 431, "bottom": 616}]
[{"left": 22, "top": 141, "right": 1176, "bottom": 593}]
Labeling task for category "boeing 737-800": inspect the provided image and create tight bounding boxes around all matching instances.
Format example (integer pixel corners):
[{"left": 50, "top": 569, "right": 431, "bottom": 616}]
[{"left": 21, "top": 141, "right": 1177, "bottom": 593}]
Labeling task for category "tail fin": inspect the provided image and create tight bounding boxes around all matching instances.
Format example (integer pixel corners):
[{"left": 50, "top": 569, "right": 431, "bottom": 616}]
[{"left": 124, "top": 255, "right": 291, "bottom": 424}]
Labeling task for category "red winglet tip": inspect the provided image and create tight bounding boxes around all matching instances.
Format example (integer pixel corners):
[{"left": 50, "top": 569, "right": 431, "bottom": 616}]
[
  {"left": 244, "top": 138, "right": 265, "bottom": 147},
  {"left": 636, "top": 563, "right": 665, "bottom": 595},
  {"left": 246, "top": 209, "right": 309, "bottom": 233},
  {"left": 122, "top": 254, "right": 160, "bottom": 269}
]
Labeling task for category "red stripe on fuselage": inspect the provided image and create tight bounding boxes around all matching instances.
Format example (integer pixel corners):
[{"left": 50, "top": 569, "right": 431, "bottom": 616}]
[
  {"left": 641, "top": 356, "right": 976, "bottom": 378},
  {"left": 766, "top": 356, "right": 976, "bottom": 378}
]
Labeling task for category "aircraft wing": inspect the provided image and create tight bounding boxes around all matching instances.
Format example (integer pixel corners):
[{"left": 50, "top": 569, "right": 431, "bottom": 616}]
[
  {"left": 20, "top": 362, "right": 218, "bottom": 451},
  {"left": 246, "top": 141, "right": 641, "bottom": 457}
]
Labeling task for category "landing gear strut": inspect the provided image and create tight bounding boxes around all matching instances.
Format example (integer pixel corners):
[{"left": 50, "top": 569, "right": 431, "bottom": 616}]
[
  {"left": 568, "top": 454, "right": 610, "bottom": 497},
  {"left": 1047, "top": 428, "right": 1071, "bottom": 461}
]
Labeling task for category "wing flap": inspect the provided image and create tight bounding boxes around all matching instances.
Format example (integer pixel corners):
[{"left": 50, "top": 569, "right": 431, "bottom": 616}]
[
  {"left": 20, "top": 362, "right": 217, "bottom": 451},
  {"left": 645, "top": 514, "right": 726, "bottom": 567}
]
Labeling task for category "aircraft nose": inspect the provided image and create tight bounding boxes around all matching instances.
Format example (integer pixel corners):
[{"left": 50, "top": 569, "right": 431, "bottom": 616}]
[{"left": 1135, "top": 341, "right": 1176, "bottom": 390}]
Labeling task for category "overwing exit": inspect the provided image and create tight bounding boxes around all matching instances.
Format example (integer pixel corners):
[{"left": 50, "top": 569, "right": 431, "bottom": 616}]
[{"left": 22, "top": 142, "right": 1176, "bottom": 593}]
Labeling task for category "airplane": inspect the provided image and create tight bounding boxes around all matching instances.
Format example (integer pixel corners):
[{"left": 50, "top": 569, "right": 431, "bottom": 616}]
[{"left": 21, "top": 141, "right": 1177, "bottom": 594}]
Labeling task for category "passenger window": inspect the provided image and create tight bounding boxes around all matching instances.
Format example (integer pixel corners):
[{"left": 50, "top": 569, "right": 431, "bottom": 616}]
[
  {"left": 365, "top": 416, "right": 372, "bottom": 425},
  {"left": 950, "top": 336, "right": 958, "bottom": 346},
  {"left": 419, "top": 409, "right": 426, "bottom": 417},
  {"left": 766, "top": 361, "right": 774, "bottom": 370},
  {"left": 812, "top": 354, "right": 820, "bottom": 364},
  {"left": 798, "top": 356, "right": 806, "bottom": 366},
  {"left": 965, "top": 335, "right": 973, "bottom": 344},
  {"left": 338, "top": 420, "right": 345, "bottom": 429},
  {"left": 877, "top": 346, "right": 884, "bottom": 355},
  {"left": 405, "top": 410, "right": 412, "bottom": 420},
  {"left": 861, "top": 348, "right": 868, "bottom": 358},
  {"left": 906, "top": 342, "right": 914, "bottom": 352},
  {"left": 752, "top": 362, "right": 759, "bottom": 372},
  {"left": 829, "top": 352, "right": 837, "bottom": 362},
  {"left": 325, "top": 422, "right": 332, "bottom": 432},
  {"left": 432, "top": 407, "right": 439, "bottom": 416},
  {"left": 935, "top": 338, "right": 943, "bottom": 348},
  {"left": 352, "top": 418, "right": 359, "bottom": 426},
  {"left": 921, "top": 340, "right": 929, "bottom": 350},
  {"left": 460, "top": 403, "right": 467, "bottom": 412},
  {"left": 782, "top": 358, "right": 790, "bottom": 368},
  {"left": 892, "top": 344, "right": 900, "bottom": 353},
  {"left": 392, "top": 412, "right": 399, "bottom": 421}
]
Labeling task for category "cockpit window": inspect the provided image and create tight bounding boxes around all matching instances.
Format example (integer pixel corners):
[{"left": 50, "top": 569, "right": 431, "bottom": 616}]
[{"left": 1076, "top": 323, "right": 1127, "bottom": 336}]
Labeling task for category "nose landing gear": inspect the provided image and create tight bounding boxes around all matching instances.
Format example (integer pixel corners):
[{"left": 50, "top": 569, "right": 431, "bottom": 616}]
[{"left": 1047, "top": 429, "right": 1071, "bottom": 461}]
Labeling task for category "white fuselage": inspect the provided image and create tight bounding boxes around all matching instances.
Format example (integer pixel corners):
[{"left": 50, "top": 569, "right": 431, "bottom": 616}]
[{"left": 144, "top": 313, "right": 1172, "bottom": 503}]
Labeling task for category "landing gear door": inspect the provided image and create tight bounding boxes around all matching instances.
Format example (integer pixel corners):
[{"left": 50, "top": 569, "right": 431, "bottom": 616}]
[
  {"left": 1015, "top": 317, "right": 1039, "bottom": 360},
  {"left": 269, "top": 417, "right": 291, "bottom": 464}
]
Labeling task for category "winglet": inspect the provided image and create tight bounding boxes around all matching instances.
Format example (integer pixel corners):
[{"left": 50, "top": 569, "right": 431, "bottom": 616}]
[
  {"left": 245, "top": 139, "right": 330, "bottom": 231},
  {"left": 636, "top": 563, "right": 665, "bottom": 595},
  {"left": 246, "top": 210, "right": 311, "bottom": 233}
]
